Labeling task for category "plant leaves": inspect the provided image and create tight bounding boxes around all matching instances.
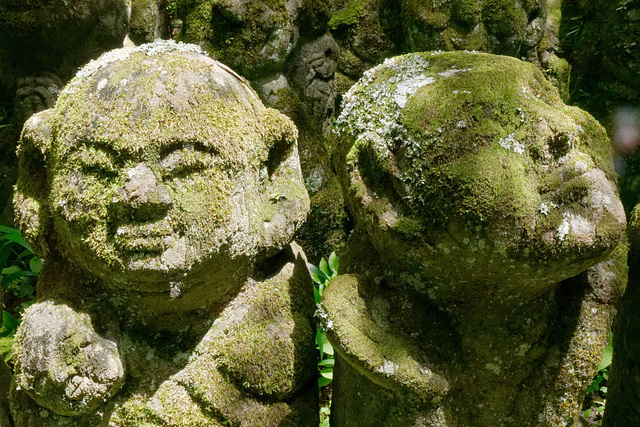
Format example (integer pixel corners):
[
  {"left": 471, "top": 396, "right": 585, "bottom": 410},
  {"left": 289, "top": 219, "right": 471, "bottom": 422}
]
[
  {"left": 328, "top": 251, "right": 338, "bottom": 276},
  {"left": 29, "top": 257, "right": 43, "bottom": 274},
  {"left": 309, "top": 264, "right": 328, "bottom": 285},
  {"left": 0, "top": 336, "right": 14, "bottom": 363},
  {"left": 2, "top": 269, "right": 36, "bottom": 289},
  {"left": 318, "top": 376, "right": 332, "bottom": 388},
  {"left": 318, "top": 358, "right": 335, "bottom": 368},
  {"left": 17, "top": 283, "right": 35, "bottom": 298},
  {"left": 320, "top": 369, "right": 333, "bottom": 380},
  {"left": 319, "top": 258, "right": 330, "bottom": 278},
  {"left": 0, "top": 226, "right": 32, "bottom": 252},
  {"left": 322, "top": 340, "right": 334, "bottom": 356},
  {"left": 598, "top": 345, "right": 613, "bottom": 371},
  {"left": 316, "top": 328, "right": 325, "bottom": 357},
  {"left": 0, "top": 311, "right": 18, "bottom": 336}
]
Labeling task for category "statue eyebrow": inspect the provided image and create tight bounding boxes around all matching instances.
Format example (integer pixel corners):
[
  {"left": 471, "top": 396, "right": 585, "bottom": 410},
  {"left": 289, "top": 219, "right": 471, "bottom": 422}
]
[
  {"left": 70, "top": 140, "right": 124, "bottom": 162},
  {"left": 159, "top": 140, "right": 220, "bottom": 158}
]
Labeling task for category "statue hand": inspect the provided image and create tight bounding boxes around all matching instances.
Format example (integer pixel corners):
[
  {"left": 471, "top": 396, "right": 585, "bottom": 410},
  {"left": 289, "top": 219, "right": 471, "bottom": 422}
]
[{"left": 13, "top": 300, "right": 124, "bottom": 416}]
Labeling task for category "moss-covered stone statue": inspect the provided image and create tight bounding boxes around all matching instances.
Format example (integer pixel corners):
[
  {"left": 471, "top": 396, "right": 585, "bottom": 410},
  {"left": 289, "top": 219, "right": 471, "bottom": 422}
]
[
  {"left": 321, "top": 52, "right": 627, "bottom": 426},
  {"left": 10, "top": 40, "right": 318, "bottom": 426},
  {"left": 604, "top": 148, "right": 640, "bottom": 427}
]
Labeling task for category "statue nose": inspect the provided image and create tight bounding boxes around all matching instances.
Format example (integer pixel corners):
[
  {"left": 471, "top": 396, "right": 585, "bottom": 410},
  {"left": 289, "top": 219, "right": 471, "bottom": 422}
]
[{"left": 118, "top": 163, "right": 172, "bottom": 221}]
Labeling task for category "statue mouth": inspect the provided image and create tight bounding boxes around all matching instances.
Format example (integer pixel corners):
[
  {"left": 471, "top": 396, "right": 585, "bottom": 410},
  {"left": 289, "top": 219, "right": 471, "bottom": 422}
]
[{"left": 114, "top": 221, "right": 175, "bottom": 253}]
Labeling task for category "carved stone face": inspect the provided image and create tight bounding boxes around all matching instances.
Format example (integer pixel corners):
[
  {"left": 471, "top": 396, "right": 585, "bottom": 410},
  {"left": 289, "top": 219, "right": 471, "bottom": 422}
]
[
  {"left": 16, "top": 42, "right": 309, "bottom": 292},
  {"left": 402, "top": 0, "right": 546, "bottom": 54},
  {"left": 335, "top": 52, "right": 625, "bottom": 299},
  {"left": 182, "top": 0, "right": 299, "bottom": 78}
]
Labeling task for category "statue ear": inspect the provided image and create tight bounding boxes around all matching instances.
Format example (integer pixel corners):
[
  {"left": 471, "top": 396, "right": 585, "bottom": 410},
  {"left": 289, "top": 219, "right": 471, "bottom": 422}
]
[
  {"left": 260, "top": 111, "right": 310, "bottom": 253},
  {"left": 13, "top": 109, "right": 53, "bottom": 257}
]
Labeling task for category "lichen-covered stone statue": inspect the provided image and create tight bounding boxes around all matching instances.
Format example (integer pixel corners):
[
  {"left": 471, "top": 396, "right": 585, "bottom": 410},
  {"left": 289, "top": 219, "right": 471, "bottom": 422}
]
[
  {"left": 10, "top": 40, "right": 317, "bottom": 426},
  {"left": 322, "top": 52, "right": 627, "bottom": 426}
]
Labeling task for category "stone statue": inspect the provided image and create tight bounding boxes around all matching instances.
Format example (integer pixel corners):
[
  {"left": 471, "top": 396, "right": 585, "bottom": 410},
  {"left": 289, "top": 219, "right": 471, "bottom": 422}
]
[
  {"left": 10, "top": 40, "right": 317, "bottom": 426},
  {"left": 322, "top": 52, "right": 627, "bottom": 426}
]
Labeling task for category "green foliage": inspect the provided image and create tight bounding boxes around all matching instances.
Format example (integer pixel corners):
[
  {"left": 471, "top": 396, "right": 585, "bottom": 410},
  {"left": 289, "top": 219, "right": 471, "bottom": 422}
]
[
  {"left": 0, "top": 107, "right": 13, "bottom": 129},
  {"left": 583, "top": 332, "right": 613, "bottom": 424},
  {"left": 0, "top": 225, "right": 40, "bottom": 363},
  {"left": 309, "top": 252, "right": 338, "bottom": 425}
]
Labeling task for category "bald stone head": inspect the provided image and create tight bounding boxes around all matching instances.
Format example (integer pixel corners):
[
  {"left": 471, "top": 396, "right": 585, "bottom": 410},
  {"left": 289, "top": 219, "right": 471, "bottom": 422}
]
[{"left": 14, "top": 41, "right": 309, "bottom": 292}]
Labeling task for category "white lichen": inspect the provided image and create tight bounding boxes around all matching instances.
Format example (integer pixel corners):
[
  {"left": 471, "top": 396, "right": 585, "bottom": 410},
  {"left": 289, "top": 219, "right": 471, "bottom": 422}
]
[
  {"left": 557, "top": 214, "right": 571, "bottom": 241},
  {"left": 499, "top": 133, "right": 526, "bottom": 154},
  {"left": 539, "top": 202, "right": 557, "bottom": 215},
  {"left": 65, "top": 40, "right": 205, "bottom": 94}
]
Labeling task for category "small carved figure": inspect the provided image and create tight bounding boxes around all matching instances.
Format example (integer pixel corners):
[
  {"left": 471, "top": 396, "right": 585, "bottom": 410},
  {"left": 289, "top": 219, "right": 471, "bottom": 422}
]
[
  {"left": 11, "top": 40, "right": 317, "bottom": 426},
  {"left": 323, "top": 52, "right": 627, "bottom": 426}
]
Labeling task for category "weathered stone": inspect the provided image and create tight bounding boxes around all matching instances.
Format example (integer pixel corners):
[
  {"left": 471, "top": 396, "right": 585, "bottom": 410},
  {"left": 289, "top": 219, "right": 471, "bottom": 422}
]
[
  {"left": 130, "top": 0, "right": 170, "bottom": 44},
  {"left": 178, "top": 0, "right": 300, "bottom": 79},
  {"left": 328, "top": 0, "right": 547, "bottom": 82},
  {"left": 322, "top": 51, "right": 627, "bottom": 426},
  {"left": 10, "top": 40, "right": 317, "bottom": 426},
  {"left": 176, "top": 1, "right": 348, "bottom": 263},
  {"left": 288, "top": 33, "right": 339, "bottom": 131}
]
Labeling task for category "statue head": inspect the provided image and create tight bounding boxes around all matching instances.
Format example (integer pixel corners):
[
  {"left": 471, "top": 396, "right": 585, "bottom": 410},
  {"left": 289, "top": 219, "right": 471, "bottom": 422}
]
[
  {"left": 14, "top": 41, "right": 309, "bottom": 293},
  {"left": 335, "top": 52, "right": 625, "bottom": 302},
  {"left": 181, "top": 0, "right": 301, "bottom": 79},
  {"left": 401, "top": 0, "right": 546, "bottom": 55}
]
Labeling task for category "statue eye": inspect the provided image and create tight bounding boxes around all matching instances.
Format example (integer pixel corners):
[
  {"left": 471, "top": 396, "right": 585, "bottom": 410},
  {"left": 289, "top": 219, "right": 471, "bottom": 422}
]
[
  {"left": 160, "top": 147, "right": 214, "bottom": 179},
  {"left": 76, "top": 147, "right": 119, "bottom": 177}
]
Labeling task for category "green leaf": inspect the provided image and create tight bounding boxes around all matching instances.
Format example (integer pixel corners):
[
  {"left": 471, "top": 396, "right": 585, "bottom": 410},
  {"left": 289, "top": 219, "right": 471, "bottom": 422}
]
[
  {"left": 583, "top": 409, "right": 592, "bottom": 418},
  {"left": 309, "top": 264, "right": 328, "bottom": 285},
  {"left": 316, "top": 328, "right": 325, "bottom": 356},
  {"left": 2, "top": 269, "right": 36, "bottom": 289},
  {"left": 30, "top": 257, "right": 43, "bottom": 274},
  {"left": 598, "top": 345, "right": 613, "bottom": 371},
  {"left": 322, "top": 340, "right": 334, "bottom": 356},
  {"left": 313, "top": 286, "right": 322, "bottom": 304},
  {"left": 17, "top": 283, "right": 35, "bottom": 298},
  {"left": 320, "top": 369, "right": 333, "bottom": 380},
  {"left": 328, "top": 251, "right": 338, "bottom": 276},
  {"left": 0, "top": 336, "right": 14, "bottom": 363},
  {"left": 2, "top": 265, "right": 22, "bottom": 275},
  {"left": 319, "top": 258, "right": 331, "bottom": 278},
  {"left": 0, "top": 311, "right": 18, "bottom": 337},
  {"left": 318, "top": 358, "right": 335, "bottom": 368},
  {"left": 0, "top": 227, "right": 32, "bottom": 252},
  {"left": 600, "top": 386, "right": 608, "bottom": 394},
  {"left": 318, "top": 376, "right": 332, "bottom": 387}
]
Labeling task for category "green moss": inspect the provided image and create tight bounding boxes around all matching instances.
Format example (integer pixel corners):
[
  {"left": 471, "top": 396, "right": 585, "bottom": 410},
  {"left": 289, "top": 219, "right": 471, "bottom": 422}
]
[
  {"left": 481, "top": 0, "right": 520, "bottom": 39},
  {"left": 333, "top": 51, "right": 624, "bottom": 292},
  {"left": 328, "top": 0, "right": 365, "bottom": 29},
  {"left": 178, "top": 0, "right": 293, "bottom": 78}
]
